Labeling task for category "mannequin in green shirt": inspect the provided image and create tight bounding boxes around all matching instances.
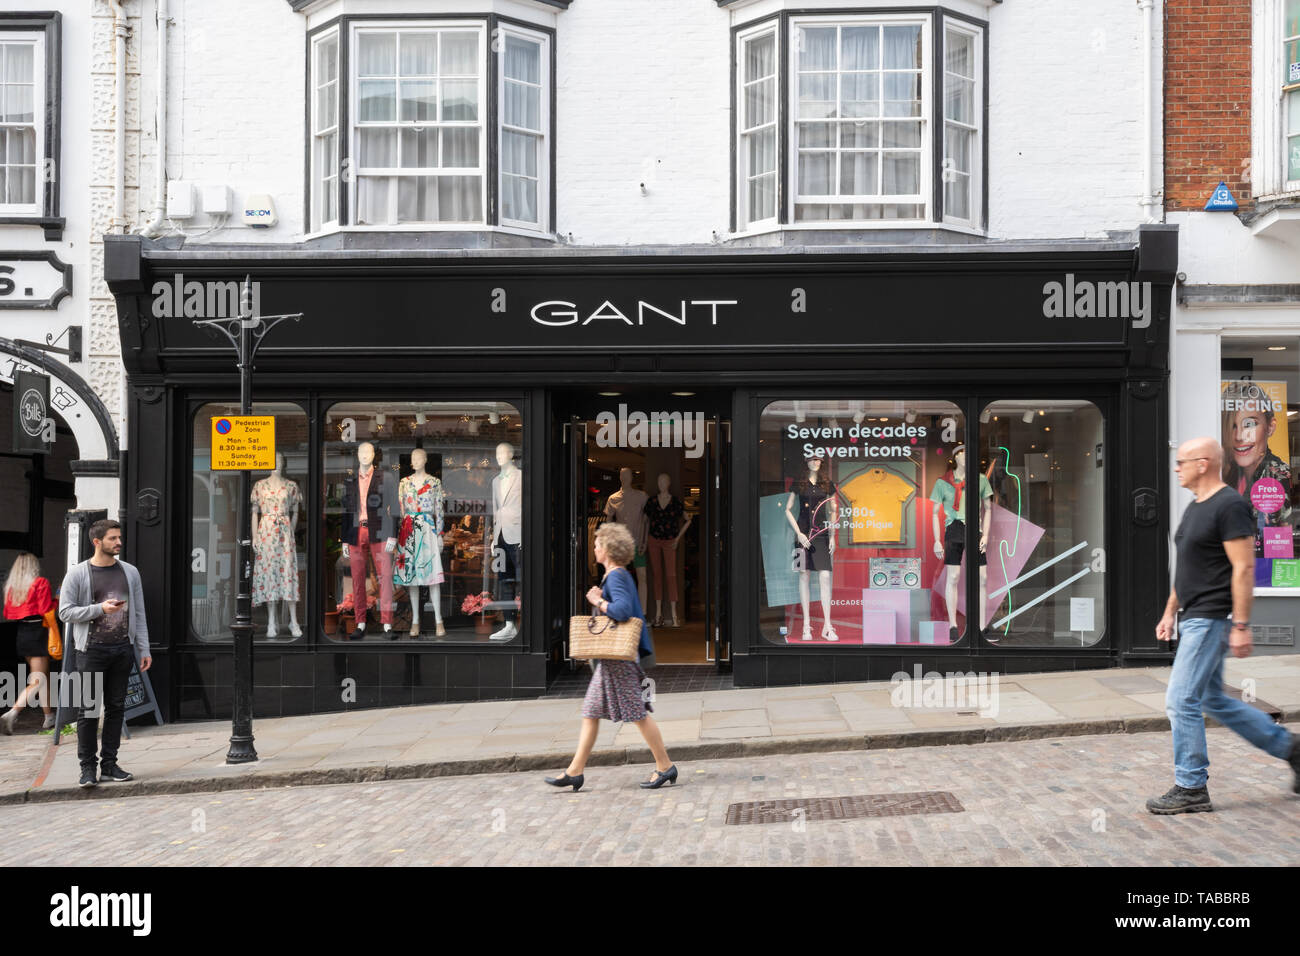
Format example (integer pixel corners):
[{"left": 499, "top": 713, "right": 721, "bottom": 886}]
[{"left": 931, "top": 445, "right": 993, "bottom": 643}]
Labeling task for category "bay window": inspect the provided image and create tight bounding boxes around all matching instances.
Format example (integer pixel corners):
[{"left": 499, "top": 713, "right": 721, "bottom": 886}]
[
  {"left": 0, "top": 14, "right": 60, "bottom": 238},
  {"left": 307, "top": 18, "right": 552, "bottom": 234},
  {"left": 734, "top": 11, "right": 984, "bottom": 233}
]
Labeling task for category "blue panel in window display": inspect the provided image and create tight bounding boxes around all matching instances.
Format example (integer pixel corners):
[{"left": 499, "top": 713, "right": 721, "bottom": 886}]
[{"left": 759, "top": 493, "right": 825, "bottom": 608}]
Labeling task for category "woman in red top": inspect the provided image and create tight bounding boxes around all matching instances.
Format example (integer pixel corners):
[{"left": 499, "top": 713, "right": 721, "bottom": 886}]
[{"left": 1, "top": 553, "right": 56, "bottom": 733}]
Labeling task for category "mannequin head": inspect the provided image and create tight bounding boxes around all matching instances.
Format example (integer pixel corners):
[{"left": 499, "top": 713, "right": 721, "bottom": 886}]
[
  {"left": 951, "top": 445, "right": 966, "bottom": 473},
  {"left": 619, "top": 466, "right": 634, "bottom": 488},
  {"left": 410, "top": 447, "right": 427, "bottom": 473},
  {"left": 805, "top": 455, "right": 823, "bottom": 478},
  {"left": 495, "top": 442, "right": 515, "bottom": 469},
  {"left": 657, "top": 473, "right": 671, "bottom": 493},
  {"left": 273, "top": 452, "right": 286, "bottom": 475},
  {"left": 358, "top": 442, "right": 375, "bottom": 469}
]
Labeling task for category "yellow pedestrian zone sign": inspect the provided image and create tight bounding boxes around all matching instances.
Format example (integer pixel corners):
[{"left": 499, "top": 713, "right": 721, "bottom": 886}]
[{"left": 211, "top": 416, "right": 276, "bottom": 470}]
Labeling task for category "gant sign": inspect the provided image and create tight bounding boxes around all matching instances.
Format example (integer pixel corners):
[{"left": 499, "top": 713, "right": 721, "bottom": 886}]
[{"left": 528, "top": 298, "right": 737, "bottom": 327}]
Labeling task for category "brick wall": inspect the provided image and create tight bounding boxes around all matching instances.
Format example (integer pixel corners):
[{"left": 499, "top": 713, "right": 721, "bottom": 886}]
[{"left": 1164, "top": 0, "right": 1252, "bottom": 211}]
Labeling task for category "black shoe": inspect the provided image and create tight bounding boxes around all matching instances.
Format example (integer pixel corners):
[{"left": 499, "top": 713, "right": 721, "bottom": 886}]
[
  {"left": 347, "top": 627, "right": 366, "bottom": 640},
  {"left": 99, "top": 764, "right": 133, "bottom": 783},
  {"left": 948, "top": 626, "right": 960, "bottom": 643},
  {"left": 983, "top": 628, "right": 1001, "bottom": 644},
  {"left": 79, "top": 768, "right": 98, "bottom": 788},
  {"left": 639, "top": 765, "right": 678, "bottom": 789},
  {"left": 544, "top": 772, "right": 584, "bottom": 792},
  {"left": 1146, "top": 784, "right": 1212, "bottom": 814},
  {"left": 1288, "top": 734, "right": 1300, "bottom": 795}
]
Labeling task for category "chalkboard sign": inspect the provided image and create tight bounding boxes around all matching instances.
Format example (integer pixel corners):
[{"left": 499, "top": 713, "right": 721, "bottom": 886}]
[{"left": 124, "top": 658, "right": 163, "bottom": 724}]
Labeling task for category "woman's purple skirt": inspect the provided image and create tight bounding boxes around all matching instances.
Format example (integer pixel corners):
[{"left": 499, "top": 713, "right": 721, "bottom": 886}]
[{"left": 581, "top": 659, "right": 653, "bottom": 722}]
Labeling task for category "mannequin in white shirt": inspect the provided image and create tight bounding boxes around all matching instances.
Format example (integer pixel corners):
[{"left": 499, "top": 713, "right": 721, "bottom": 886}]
[
  {"left": 488, "top": 442, "right": 522, "bottom": 641},
  {"left": 605, "top": 467, "right": 649, "bottom": 608}
]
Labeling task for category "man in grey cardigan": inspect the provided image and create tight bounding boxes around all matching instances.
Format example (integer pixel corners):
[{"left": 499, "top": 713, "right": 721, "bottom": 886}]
[{"left": 59, "top": 519, "right": 151, "bottom": 788}]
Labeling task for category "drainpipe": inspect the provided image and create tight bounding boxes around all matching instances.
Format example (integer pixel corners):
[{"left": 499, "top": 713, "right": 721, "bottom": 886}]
[
  {"left": 110, "top": 1, "right": 129, "bottom": 232},
  {"left": 141, "top": 0, "right": 170, "bottom": 237},
  {"left": 1138, "top": 0, "right": 1159, "bottom": 223}
]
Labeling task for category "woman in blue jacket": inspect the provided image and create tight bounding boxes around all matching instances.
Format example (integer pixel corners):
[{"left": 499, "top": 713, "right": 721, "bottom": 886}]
[{"left": 546, "top": 521, "right": 678, "bottom": 791}]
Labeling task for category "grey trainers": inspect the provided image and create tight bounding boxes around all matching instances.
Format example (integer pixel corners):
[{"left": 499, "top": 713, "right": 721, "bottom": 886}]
[
  {"left": 1146, "top": 784, "right": 1213, "bottom": 814},
  {"left": 1288, "top": 734, "right": 1300, "bottom": 795},
  {"left": 0, "top": 709, "right": 17, "bottom": 735},
  {"left": 41, "top": 713, "right": 55, "bottom": 730}
]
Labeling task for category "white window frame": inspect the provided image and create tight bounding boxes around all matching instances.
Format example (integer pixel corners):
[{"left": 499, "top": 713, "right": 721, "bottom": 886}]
[
  {"left": 496, "top": 23, "right": 550, "bottom": 232},
  {"left": 736, "top": 21, "right": 781, "bottom": 231},
  {"left": 941, "top": 21, "right": 983, "bottom": 229},
  {"left": 310, "top": 27, "right": 340, "bottom": 233},
  {"left": 1252, "top": 0, "right": 1300, "bottom": 198},
  {"left": 348, "top": 19, "right": 489, "bottom": 228},
  {"left": 1283, "top": 3, "right": 1300, "bottom": 191},
  {"left": 786, "top": 13, "right": 933, "bottom": 225},
  {"left": 0, "top": 32, "right": 45, "bottom": 217}
]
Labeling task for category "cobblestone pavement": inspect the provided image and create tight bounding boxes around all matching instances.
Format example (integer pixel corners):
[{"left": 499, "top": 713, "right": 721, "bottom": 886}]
[{"left": 1, "top": 726, "right": 1296, "bottom": 866}]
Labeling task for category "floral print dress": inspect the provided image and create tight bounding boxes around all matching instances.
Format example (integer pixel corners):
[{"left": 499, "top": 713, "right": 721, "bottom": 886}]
[
  {"left": 395, "top": 474, "right": 446, "bottom": 586},
  {"left": 251, "top": 478, "right": 302, "bottom": 605}
]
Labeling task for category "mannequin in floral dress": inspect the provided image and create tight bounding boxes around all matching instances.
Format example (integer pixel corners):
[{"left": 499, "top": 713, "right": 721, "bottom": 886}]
[
  {"left": 250, "top": 452, "right": 302, "bottom": 637},
  {"left": 395, "top": 448, "right": 447, "bottom": 637}
]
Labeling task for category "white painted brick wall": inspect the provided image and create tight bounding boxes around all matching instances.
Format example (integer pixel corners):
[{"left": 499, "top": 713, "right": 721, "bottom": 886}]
[{"left": 125, "top": 0, "right": 1158, "bottom": 244}]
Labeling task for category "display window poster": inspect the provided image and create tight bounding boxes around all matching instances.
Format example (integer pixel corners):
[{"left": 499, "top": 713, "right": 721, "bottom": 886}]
[{"left": 1220, "top": 379, "right": 1296, "bottom": 586}]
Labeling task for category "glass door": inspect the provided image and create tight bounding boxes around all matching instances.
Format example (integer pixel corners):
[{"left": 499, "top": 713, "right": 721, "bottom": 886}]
[{"left": 706, "top": 417, "right": 731, "bottom": 666}]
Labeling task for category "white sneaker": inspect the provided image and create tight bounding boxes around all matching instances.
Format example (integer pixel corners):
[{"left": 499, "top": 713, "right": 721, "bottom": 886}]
[
  {"left": 42, "top": 713, "right": 55, "bottom": 730},
  {"left": 0, "top": 710, "right": 16, "bottom": 735},
  {"left": 489, "top": 621, "right": 518, "bottom": 641},
  {"left": 289, "top": 623, "right": 302, "bottom": 637}
]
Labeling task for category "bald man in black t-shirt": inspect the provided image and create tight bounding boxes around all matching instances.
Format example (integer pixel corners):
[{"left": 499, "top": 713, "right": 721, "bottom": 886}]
[{"left": 1148, "top": 437, "right": 1300, "bottom": 814}]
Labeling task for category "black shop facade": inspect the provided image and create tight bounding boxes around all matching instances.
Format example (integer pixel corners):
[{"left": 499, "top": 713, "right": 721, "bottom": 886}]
[{"left": 104, "top": 227, "right": 1177, "bottom": 721}]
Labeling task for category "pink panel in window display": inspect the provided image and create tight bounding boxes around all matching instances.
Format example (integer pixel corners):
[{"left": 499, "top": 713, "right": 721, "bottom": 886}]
[{"left": 932, "top": 503, "right": 1046, "bottom": 630}]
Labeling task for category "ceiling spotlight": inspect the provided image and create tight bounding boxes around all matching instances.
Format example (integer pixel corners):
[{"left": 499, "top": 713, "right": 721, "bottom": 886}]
[
  {"left": 904, "top": 409, "right": 917, "bottom": 424},
  {"left": 1022, "top": 410, "right": 1036, "bottom": 424},
  {"left": 1267, "top": 345, "right": 1287, "bottom": 351},
  {"left": 488, "top": 411, "right": 500, "bottom": 425},
  {"left": 467, "top": 420, "right": 480, "bottom": 435},
  {"left": 828, "top": 418, "right": 839, "bottom": 431},
  {"left": 375, "top": 413, "right": 386, "bottom": 427},
  {"left": 415, "top": 412, "right": 426, "bottom": 426},
  {"left": 979, "top": 409, "right": 991, "bottom": 424},
  {"left": 598, "top": 391, "right": 621, "bottom": 397},
  {"left": 671, "top": 391, "right": 696, "bottom": 397},
  {"left": 853, "top": 409, "right": 866, "bottom": 425},
  {"left": 794, "top": 401, "right": 806, "bottom": 424}
]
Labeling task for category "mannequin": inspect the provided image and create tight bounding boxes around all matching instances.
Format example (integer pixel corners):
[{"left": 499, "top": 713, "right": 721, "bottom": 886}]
[
  {"left": 931, "top": 444, "right": 993, "bottom": 643},
  {"left": 784, "top": 455, "right": 838, "bottom": 641},
  {"left": 341, "top": 441, "right": 398, "bottom": 639},
  {"left": 643, "top": 472, "right": 692, "bottom": 627},
  {"left": 605, "top": 467, "right": 649, "bottom": 607},
  {"left": 488, "top": 441, "right": 522, "bottom": 641},
  {"left": 250, "top": 452, "right": 302, "bottom": 638},
  {"left": 395, "top": 447, "right": 446, "bottom": 638}
]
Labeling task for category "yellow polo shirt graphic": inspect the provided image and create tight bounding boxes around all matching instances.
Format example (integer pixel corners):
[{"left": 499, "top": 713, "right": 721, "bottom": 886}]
[{"left": 840, "top": 467, "right": 915, "bottom": 545}]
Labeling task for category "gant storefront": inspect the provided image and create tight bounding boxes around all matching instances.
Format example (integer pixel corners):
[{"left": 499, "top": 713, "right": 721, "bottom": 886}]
[{"left": 105, "top": 226, "right": 1177, "bottom": 720}]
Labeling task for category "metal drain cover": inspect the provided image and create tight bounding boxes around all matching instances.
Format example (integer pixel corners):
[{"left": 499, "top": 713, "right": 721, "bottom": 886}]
[{"left": 725, "top": 791, "right": 964, "bottom": 825}]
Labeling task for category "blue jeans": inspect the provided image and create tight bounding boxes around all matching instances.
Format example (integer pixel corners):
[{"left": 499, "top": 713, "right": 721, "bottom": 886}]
[{"left": 1165, "top": 618, "right": 1293, "bottom": 789}]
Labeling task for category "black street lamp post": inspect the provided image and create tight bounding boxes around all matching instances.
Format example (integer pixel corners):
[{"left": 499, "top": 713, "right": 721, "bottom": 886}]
[{"left": 193, "top": 276, "right": 301, "bottom": 763}]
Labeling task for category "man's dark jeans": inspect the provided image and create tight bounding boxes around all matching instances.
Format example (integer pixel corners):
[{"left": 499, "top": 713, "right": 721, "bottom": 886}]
[{"left": 76, "top": 643, "right": 133, "bottom": 772}]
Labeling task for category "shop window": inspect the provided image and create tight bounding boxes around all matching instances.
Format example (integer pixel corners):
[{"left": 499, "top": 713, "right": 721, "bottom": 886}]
[
  {"left": 758, "top": 400, "right": 970, "bottom": 645},
  {"left": 978, "top": 401, "right": 1107, "bottom": 647},
  {"left": 734, "top": 12, "right": 984, "bottom": 232},
  {"left": 308, "top": 19, "right": 551, "bottom": 233},
  {"left": 190, "top": 403, "right": 309, "bottom": 643},
  {"left": 0, "top": 15, "right": 62, "bottom": 237},
  {"left": 322, "top": 402, "right": 523, "bottom": 644},
  {"left": 1221, "top": 337, "right": 1300, "bottom": 589}
]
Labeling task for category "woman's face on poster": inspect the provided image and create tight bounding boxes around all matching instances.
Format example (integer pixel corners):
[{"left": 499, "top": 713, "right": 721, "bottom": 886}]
[{"left": 1228, "top": 408, "right": 1275, "bottom": 472}]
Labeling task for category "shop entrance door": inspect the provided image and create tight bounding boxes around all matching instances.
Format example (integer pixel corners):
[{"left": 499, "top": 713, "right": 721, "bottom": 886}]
[{"left": 559, "top": 396, "right": 730, "bottom": 670}]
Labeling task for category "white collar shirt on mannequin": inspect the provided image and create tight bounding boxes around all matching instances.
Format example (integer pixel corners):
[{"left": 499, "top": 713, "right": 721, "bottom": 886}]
[{"left": 607, "top": 468, "right": 648, "bottom": 544}]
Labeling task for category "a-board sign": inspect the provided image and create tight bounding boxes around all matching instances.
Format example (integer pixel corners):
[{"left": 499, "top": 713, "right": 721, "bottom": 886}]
[{"left": 211, "top": 415, "right": 275, "bottom": 470}]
